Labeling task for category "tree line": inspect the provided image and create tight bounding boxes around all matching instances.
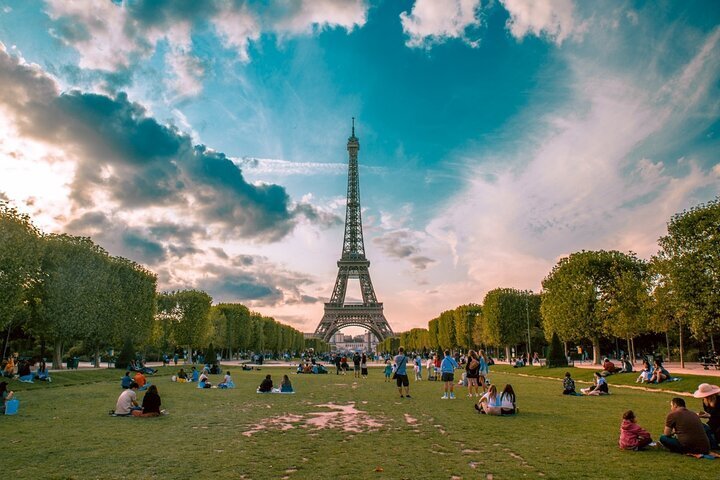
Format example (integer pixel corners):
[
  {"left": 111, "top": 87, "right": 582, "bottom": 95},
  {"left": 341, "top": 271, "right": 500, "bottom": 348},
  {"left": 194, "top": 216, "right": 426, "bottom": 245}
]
[
  {"left": 379, "top": 197, "right": 720, "bottom": 365},
  {"left": 0, "top": 202, "right": 318, "bottom": 368}
]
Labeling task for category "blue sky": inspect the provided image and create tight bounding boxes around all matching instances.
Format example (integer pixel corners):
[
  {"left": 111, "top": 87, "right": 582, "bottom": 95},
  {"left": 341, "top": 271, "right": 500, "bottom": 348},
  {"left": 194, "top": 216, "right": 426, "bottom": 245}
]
[{"left": 0, "top": 0, "right": 718, "bottom": 334}]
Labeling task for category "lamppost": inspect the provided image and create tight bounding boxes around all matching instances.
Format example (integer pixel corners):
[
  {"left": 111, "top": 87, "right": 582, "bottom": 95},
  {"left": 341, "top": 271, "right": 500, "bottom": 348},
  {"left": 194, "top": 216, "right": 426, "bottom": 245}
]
[{"left": 525, "top": 290, "right": 532, "bottom": 361}]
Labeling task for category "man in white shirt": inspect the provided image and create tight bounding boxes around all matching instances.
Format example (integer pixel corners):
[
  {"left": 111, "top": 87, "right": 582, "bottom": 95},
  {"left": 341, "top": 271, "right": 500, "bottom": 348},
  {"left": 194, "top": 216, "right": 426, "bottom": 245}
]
[{"left": 114, "top": 382, "right": 139, "bottom": 415}]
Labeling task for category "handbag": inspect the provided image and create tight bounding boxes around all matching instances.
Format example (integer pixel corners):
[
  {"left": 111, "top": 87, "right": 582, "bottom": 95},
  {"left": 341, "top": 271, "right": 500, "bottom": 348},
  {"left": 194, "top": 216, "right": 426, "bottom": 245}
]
[{"left": 469, "top": 359, "right": 479, "bottom": 370}]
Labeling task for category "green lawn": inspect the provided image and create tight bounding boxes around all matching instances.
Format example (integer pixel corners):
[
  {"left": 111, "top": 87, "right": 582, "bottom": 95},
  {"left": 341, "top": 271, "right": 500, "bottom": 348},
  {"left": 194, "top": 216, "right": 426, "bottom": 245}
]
[{"left": 0, "top": 364, "right": 714, "bottom": 479}]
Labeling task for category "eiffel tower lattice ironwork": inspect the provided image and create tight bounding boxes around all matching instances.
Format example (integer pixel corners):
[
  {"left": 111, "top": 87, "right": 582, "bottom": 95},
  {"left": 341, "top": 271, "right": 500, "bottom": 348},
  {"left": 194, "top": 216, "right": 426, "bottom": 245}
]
[{"left": 314, "top": 119, "right": 394, "bottom": 342}]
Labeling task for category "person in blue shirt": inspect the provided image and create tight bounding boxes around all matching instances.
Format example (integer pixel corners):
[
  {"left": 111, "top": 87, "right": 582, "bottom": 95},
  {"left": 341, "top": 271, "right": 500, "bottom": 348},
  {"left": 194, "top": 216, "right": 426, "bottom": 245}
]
[
  {"left": 440, "top": 350, "right": 459, "bottom": 399},
  {"left": 393, "top": 347, "right": 411, "bottom": 398},
  {"left": 121, "top": 371, "right": 132, "bottom": 389}
]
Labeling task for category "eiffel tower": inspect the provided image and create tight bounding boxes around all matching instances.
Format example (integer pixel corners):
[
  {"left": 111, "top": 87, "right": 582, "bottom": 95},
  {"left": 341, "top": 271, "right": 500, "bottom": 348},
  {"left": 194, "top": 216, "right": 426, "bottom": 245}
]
[{"left": 314, "top": 119, "right": 394, "bottom": 342}]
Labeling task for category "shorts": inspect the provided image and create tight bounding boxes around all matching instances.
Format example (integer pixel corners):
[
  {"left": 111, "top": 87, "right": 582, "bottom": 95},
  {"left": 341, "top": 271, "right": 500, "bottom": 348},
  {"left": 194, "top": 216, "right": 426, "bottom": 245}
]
[
  {"left": 441, "top": 372, "right": 454, "bottom": 382},
  {"left": 395, "top": 374, "right": 409, "bottom": 387},
  {"left": 354, "top": 365, "right": 360, "bottom": 371}
]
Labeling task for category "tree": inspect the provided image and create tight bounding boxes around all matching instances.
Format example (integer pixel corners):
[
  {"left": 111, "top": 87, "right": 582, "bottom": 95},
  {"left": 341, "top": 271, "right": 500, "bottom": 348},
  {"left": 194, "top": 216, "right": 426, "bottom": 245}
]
[
  {"left": 169, "top": 290, "right": 212, "bottom": 362},
  {"left": 482, "top": 288, "right": 529, "bottom": 360},
  {"left": 655, "top": 198, "right": 720, "bottom": 358},
  {"left": 541, "top": 250, "right": 646, "bottom": 364},
  {"left": 437, "top": 310, "right": 456, "bottom": 351},
  {"left": 0, "top": 202, "right": 42, "bottom": 357},
  {"left": 453, "top": 304, "right": 481, "bottom": 351}
]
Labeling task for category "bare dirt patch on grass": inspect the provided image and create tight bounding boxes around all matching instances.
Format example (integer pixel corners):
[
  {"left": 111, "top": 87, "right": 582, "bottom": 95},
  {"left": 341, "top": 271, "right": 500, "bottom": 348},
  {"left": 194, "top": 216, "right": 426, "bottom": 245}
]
[{"left": 242, "top": 402, "right": 384, "bottom": 437}]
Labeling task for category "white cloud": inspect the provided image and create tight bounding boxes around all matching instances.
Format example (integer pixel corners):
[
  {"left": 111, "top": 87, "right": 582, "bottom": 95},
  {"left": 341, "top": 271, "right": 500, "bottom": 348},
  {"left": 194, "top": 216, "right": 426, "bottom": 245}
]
[
  {"left": 400, "top": 0, "right": 482, "bottom": 48},
  {"left": 500, "top": 0, "right": 586, "bottom": 45},
  {"left": 272, "top": 0, "right": 368, "bottom": 35}
]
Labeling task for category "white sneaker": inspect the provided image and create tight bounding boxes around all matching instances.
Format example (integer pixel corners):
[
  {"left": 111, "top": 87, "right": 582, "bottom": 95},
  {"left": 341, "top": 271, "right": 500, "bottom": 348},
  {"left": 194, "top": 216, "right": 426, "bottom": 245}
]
[{"left": 441, "top": 394, "right": 448, "bottom": 399}]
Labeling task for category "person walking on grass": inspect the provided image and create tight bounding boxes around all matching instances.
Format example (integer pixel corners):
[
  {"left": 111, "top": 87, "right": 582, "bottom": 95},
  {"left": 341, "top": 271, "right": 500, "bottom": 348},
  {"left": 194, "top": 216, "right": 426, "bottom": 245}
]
[
  {"left": 394, "top": 347, "right": 410, "bottom": 398},
  {"left": 353, "top": 352, "right": 361, "bottom": 378},
  {"left": 414, "top": 354, "right": 423, "bottom": 381},
  {"left": 440, "top": 350, "right": 459, "bottom": 399}
]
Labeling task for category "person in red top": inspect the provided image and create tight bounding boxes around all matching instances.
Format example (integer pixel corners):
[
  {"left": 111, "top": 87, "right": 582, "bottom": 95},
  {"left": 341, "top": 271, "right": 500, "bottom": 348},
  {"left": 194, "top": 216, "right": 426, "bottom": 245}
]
[
  {"left": 602, "top": 358, "right": 619, "bottom": 374},
  {"left": 619, "top": 410, "right": 653, "bottom": 450}
]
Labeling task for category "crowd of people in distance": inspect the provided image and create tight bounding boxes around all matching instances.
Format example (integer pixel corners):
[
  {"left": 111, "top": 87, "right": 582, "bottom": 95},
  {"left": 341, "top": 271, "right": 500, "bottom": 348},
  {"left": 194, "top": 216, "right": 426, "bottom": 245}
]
[{"left": 2, "top": 355, "right": 51, "bottom": 383}]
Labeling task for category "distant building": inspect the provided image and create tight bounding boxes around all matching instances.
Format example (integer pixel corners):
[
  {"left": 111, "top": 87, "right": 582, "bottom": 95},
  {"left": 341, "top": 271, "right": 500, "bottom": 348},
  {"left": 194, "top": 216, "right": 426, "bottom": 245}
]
[{"left": 328, "top": 331, "right": 378, "bottom": 352}]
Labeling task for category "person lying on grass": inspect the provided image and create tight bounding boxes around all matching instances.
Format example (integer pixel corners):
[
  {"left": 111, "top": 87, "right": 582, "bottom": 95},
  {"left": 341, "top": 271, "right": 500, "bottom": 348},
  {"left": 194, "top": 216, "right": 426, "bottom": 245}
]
[
  {"left": 258, "top": 374, "right": 273, "bottom": 393},
  {"left": 660, "top": 397, "right": 710, "bottom": 455},
  {"left": 619, "top": 410, "right": 653, "bottom": 450},
  {"left": 581, "top": 372, "right": 609, "bottom": 395}
]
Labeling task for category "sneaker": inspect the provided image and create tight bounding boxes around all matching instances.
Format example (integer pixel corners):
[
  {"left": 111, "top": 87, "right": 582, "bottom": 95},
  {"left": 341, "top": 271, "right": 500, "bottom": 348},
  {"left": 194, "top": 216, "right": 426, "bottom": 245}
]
[
  {"left": 450, "top": 393, "right": 456, "bottom": 399},
  {"left": 648, "top": 442, "right": 657, "bottom": 447},
  {"left": 400, "top": 395, "right": 405, "bottom": 398},
  {"left": 405, "top": 395, "right": 411, "bottom": 398},
  {"left": 441, "top": 394, "right": 448, "bottom": 399}
]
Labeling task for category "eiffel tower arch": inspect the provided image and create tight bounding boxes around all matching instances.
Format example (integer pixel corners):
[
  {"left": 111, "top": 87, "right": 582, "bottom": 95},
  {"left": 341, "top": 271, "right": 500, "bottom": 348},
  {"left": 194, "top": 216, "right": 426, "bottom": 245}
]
[{"left": 314, "top": 119, "right": 394, "bottom": 343}]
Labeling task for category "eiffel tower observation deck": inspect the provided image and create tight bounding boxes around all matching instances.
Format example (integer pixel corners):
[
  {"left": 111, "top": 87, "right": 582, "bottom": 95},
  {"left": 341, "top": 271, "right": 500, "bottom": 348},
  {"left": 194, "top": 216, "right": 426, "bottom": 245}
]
[{"left": 314, "top": 119, "right": 394, "bottom": 342}]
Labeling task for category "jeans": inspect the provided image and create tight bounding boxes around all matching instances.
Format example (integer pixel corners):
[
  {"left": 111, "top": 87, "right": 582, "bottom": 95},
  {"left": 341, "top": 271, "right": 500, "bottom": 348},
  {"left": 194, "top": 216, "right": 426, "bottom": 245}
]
[{"left": 659, "top": 435, "right": 685, "bottom": 453}]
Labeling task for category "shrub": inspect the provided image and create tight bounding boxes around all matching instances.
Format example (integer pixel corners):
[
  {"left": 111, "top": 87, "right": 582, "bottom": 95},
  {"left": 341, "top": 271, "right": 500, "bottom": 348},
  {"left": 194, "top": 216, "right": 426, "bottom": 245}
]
[
  {"left": 115, "top": 338, "right": 135, "bottom": 369},
  {"left": 546, "top": 332, "right": 568, "bottom": 368}
]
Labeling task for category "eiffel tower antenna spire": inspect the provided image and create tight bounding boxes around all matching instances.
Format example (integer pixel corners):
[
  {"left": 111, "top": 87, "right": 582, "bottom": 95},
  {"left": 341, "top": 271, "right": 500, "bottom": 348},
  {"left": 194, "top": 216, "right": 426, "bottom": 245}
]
[{"left": 314, "top": 120, "right": 394, "bottom": 343}]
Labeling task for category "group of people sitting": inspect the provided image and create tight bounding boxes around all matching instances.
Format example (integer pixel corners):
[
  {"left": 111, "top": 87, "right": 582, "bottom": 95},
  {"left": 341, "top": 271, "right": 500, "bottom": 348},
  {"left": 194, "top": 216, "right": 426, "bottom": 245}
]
[
  {"left": 601, "top": 356, "right": 634, "bottom": 375},
  {"left": 171, "top": 367, "right": 235, "bottom": 389},
  {"left": 636, "top": 359, "right": 671, "bottom": 384},
  {"left": 2, "top": 356, "right": 51, "bottom": 383},
  {"left": 619, "top": 383, "right": 720, "bottom": 456},
  {"left": 128, "top": 360, "right": 157, "bottom": 375},
  {"left": 296, "top": 363, "right": 328, "bottom": 374},
  {"left": 121, "top": 371, "right": 151, "bottom": 391},
  {"left": 474, "top": 384, "right": 517, "bottom": 415},
  {"left": 257, "top": 374, "right": 294, "bottom": 393}
]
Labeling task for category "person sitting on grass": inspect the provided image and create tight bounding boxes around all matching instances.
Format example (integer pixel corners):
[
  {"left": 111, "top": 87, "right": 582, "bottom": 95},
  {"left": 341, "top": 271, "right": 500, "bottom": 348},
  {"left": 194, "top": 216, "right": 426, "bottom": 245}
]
[
  {"left": 190, "top": 366, "right": 199, "bottom": 382},
  {"left": 241, "top": 364, "right": 253, "bottom": 371},
  {"left": 602, "top": 357, "right": 620, "bottom": 375},
  {"left": 0, "top": 381, "right": 14, "bottom": 414},
  {"left": 619, "top": 410, "right": 653, "bottom": 450},
  {"left": 35, "top": 359, "right": 50, "bottom": 382},
  {"left": 581, "top": 372, "right": 609, "bottom": 395},
  {"left": 121, "top": 371, "right": 133, "bottom": 389},
  {"left": 563, "top": 372, "right": 580, "bottom": 395},
  {"left": 693, "top": 383, "right": 720, "bottom": 449},
  {"left": 133, "top": 384, "right": 162, "bottom": 417},
  {"left": 176, "top": 368, "right": 188, "bottom": 383},
  {"left": 218, "top": 371, "right": 234, "bottom": 389},
  {"left": 17, "top": 359, "right": 33, "bottom": 382},
  {"left": 198, "top": 371, "right": 211, "bottom": 388},
  {"left": 636, "top": 360, "right": 653, "bottom": 383},
  {"left": 475, "top": 384, "right": 502, "bottom": 415},
  {"left": 650, "top": 360, "right": 670, "bottom": 384},
  {"left": 134, "top": 371, "right": 149, "bottom": 390},
  {"left": 113, "top": 382, "right": 141, "bottom": 416},
  {"left": 660, "top": 397, "right": 710, "bottom": 455},
  {"left": 440, "top": 350, "right": 459, "bottom": 400},
  {"left": 500, "top": 384, "right": 517, "bottom": 415},
  {"left": 619, "top": 355, "right": 633, "bottom": 373},
  {"left": 258, "top": 374, "right": 273, "bottom": 393},
  {"left": 3, "top": 356, "right": 15, "bottom": 378},
  {"left": 280, "top": 375, "right": 294, "bottom": 393}
]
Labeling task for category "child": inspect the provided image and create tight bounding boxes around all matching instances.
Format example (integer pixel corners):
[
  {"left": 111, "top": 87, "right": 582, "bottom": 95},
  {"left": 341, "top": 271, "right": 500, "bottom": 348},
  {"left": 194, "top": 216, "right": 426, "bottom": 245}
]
[
  {"left": 619, "top": 410, "right": 653, "bottom": 450},
  {"left": 636, "top": 360, "right": 653, "bottom": 383},
  {"left": 563, "top": 372, "right": 581, "bottom": 395},
  {"left": 383, "top": 360, "right": 393, "bottom": 382}
]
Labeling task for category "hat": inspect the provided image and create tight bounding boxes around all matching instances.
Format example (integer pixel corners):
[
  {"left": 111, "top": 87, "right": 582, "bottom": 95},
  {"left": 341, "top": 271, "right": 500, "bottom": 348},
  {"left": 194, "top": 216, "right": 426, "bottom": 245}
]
[{"left": 692, "top": 383, "right": 720, "bottom": 398}]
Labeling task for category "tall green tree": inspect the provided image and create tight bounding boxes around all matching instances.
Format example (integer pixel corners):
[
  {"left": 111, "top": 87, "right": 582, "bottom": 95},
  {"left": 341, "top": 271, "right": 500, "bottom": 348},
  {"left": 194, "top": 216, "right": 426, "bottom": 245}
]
[
  {"left": 541, "top": 250, "right": 646, "bottom": 364},
  {"left": 482, "top": 288, "right": 529, "bottom": 360},
  {"left": 0, "top": 203, "right": 42, "bottom": 357},
  {"left": 655, "top": 198, "right": 720, "bottom": 350},
  {"left": 169, "top": 290, "right": 212, "bottom": 361}
]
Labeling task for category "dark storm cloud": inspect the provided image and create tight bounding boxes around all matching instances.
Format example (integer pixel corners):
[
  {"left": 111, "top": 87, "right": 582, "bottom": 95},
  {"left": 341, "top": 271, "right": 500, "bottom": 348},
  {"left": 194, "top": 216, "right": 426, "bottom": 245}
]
[
  {"left": 121, "top": 230, "right": 166, "bottom": 263},
  {"left": 193, "top": 260, "right": 316, "bottom": 307},
  {"left": 0, "top": 45, "right": 312, "bottom": 242},
  {"left": 373, "top": 230, "right": 436, "bottom": 271}
]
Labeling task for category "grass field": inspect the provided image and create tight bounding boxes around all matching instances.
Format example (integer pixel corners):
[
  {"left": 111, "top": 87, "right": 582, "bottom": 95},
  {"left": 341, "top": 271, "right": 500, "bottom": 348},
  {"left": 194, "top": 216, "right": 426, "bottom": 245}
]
[{"left": 1, "top": 364, "right": 714, "bottom": 479}]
